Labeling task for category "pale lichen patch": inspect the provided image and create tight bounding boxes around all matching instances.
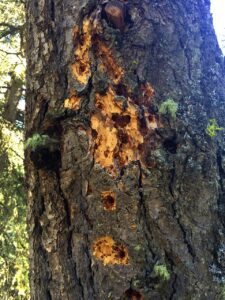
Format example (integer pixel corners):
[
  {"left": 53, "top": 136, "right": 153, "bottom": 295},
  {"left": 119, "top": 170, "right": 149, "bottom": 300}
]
[{"left": 92, "top": 236, "right": 129, "bottom": 265}]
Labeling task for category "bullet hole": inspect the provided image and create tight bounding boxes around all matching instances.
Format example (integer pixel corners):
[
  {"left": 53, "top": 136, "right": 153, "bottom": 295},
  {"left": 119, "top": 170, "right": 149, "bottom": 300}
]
[
  {"left": 123, "top": 288, "right": 143, "bottom": 300},
  {"left": 101, "top": 191, "right": 116, "bottom": 211},
  {"left": 163, "top": 137, "right": 177, "bottom": 154},
  {"left": 92, "top": 236, "right": 129, "bottom": 265},
  {"left": 112, "top": 113, "right": 131, "bottom": 127}
]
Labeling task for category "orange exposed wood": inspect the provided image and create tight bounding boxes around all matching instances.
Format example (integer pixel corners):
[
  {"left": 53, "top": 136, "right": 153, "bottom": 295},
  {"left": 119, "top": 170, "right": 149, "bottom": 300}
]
[
  {"left": 90, "top": 87, "right": 144, "bottom": 175},
  {"left": 64, "top": 95, "right": 81, "bottom": 110},
  {"left": 72, "top": 19, "right": 92, "bottom": 85},
  {"left": 92, "top": 236, "right": 129, "bottom": 265}
]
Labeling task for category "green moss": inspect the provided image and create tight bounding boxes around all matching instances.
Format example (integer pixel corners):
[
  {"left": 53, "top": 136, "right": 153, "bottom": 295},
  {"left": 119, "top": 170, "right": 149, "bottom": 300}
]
[
  {"left": 25, "top": 133, "right": 57, "bottom": 151},
  {"left": 159, "top": 98, "right": 178, "bottom": 120},
  {"left": 153, "top": 264, "right": 170, "bottom": 281},
  {"left": 206, "top": 119, "right": 223, "bottom": 137}
]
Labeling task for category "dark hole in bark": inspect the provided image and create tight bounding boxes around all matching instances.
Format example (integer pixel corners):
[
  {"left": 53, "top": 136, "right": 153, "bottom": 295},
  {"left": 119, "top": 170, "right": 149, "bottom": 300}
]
[
  {"left": 46, "top": 289, "right": 52, "bottom": 300},
  {"left": 117, "top": 129, "right": 129, "bottom": 144},
  {"left": 92, "top": 129, "right": 98, "bottom": 139},
  {"left": 139, "top": 116, "right": 147, "bottom": 134},
  {"left": 123, "top": 288, "right": 143, "bottom": 299},
  {"left": 113, "top": 245, "right": 126, "bottom": 259},
  {"left": 120, "top": 168, "right": 125, "bottom": 176},
  {"left": 118, "top": 248, "right": 126, "bottom": 259},
  {"left": 138, "top": 143, "right": 144, "bottom": 151},
  {"left": 114, "top": 83, "right": 129, "bottom": 97},
  {"left": 104, "top": 150, "right": 110, "bottom": 158},
  {"left": 124, "top": 4, "right": 134, "bottom": 28},
  {"left": 148, "top": 115, "right": 155, "bottom": 122},
  {"left": 50, "top": 0, "right": 55, "bottom": 21},
  {"left": 112, "top": 113, "right": 131, "bottom": 127},
  {"left": 79, "top": 34, "right": 85, "bottom": 46},
  {"left": 103, "top": 195, "right": 115, "bottom": 210},
  {"left": 148, "top": 104, "right": 158, "bottom": 115},
  {"left": 163, "top": 138, "right": 177, "bottom": 154},
  {"left": 30, "top": 147, "right": 61, "bottom": 170},
  {"left": 96, "top": 102, "right": 103, "bottom": 110},
  {"left": 79, "top": 64, "right": 86, "bottom": 73}
]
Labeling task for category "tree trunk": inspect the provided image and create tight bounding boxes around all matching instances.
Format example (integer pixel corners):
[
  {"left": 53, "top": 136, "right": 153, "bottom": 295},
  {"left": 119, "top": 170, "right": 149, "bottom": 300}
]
[{"left": 25, "top": 0, "right": 225, "bottom": 299}]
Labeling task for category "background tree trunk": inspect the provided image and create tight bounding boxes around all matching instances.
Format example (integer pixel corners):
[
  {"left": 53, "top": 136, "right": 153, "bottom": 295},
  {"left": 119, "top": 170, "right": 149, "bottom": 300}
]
[{"left": 25, "top": 0, "right": 225, "bottom": 299}]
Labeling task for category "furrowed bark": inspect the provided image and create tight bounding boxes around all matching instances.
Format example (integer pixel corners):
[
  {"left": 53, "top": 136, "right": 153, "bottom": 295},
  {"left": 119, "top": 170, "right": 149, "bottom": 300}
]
[{"left": 26, "top": 0, "right": 225, "bottom": 299}]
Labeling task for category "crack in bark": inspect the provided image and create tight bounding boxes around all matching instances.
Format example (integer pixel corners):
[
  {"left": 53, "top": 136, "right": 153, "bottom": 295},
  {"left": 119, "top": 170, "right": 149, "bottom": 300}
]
[
  {"left": 54, "top": 170, "right": 86, "bottom": 298},
  {"left": 84, "top": 242, "right": 96, "bottom": 298},
  {"left": 137, "top": 161, "right": 156, "bottom": 261},
  {"left": 169, "top": 273, "right": 177, "bottom": 300},
  {"left": 166, "top": 254, "right": 177, "bottom": 300},
  {"left": 169, "top": 165, "right": 195, "bottom": 262},
  {"left": 32, "top": 171, "right": 53, "bottom": 299},
  {"left": 173, "top": 202, "right": 196, "bottom": 261}
]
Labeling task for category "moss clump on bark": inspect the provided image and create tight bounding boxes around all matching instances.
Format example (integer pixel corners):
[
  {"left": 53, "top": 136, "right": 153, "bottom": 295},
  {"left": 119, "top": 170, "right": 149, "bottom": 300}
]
[
  {"left": 159, "top": 98, "right": 178, "bottom": 120},
  {"left": 153, "top": 264, "right": 170, "bottom": 281},
  {"left": 206, "top": 118, "right": 223, "bottom": 137}
]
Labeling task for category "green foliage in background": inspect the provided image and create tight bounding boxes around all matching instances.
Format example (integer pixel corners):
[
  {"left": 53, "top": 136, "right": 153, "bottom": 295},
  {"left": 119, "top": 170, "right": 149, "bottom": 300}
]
[
  {"left": 0, "top": 0, "right": 29, "bottom": 299},
  {"left": 159, "top": 98, "right": 178, "bottom": 120},
  {"left": 206, "top": 118, "right": 223, "bottom": 138},
  {"left": 0, "top": 0, "right": 26, "bottom": 128},
  {"left": 0, "top": 120, "right": 29, "bottom": 299}
]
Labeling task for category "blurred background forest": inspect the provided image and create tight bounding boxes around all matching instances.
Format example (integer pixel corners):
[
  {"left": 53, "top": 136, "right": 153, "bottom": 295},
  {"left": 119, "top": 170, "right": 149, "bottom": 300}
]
[
  {"left": 0, "top": 0, "right": 28, "bottom": 299},
  {"left": 0, "top": 0, "right": 224, "bottom": 299}
]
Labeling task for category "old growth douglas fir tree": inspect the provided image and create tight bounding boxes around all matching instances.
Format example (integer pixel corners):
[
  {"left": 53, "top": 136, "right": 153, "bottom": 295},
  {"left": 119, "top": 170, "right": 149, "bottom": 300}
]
[{"left": 25, "top": 0, "right": 225, "bottom": 299}]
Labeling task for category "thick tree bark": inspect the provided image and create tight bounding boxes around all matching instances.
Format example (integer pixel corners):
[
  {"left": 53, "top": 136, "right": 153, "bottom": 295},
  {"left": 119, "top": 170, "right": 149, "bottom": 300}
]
[{"left": 25, "top": 0, "right": 225, "bottom": 299}]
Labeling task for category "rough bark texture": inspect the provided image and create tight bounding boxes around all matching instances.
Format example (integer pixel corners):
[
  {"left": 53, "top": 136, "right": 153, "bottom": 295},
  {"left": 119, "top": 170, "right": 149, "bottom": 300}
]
[{"left": 25, "top": 0, "right": 225, "bottom": 299}]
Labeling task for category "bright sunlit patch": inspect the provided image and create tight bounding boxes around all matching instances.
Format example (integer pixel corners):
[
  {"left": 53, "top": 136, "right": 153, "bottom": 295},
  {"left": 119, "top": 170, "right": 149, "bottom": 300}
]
[{"left": 211, "top": 0, "right": 225, "bottom": 53}]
